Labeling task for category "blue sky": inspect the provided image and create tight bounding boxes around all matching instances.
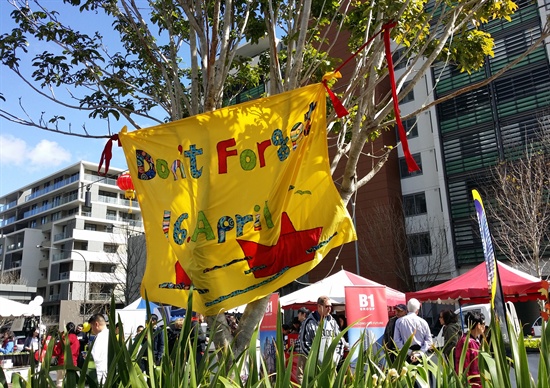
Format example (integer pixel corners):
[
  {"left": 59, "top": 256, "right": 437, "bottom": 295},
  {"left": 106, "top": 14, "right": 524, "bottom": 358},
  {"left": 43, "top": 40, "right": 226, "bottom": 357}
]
[{"left": 0, "top": 2, "right": 137, "bottom": 196}]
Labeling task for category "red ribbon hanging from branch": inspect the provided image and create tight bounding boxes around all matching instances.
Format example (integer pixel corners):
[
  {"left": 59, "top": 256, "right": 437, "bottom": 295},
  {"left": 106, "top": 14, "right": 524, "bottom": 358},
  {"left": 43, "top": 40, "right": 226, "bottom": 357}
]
[
  {"left": 383, "top": 22, "right": 420, "bottom": 173},
  {"left": 98, "top": 134, "right": 120, "bottom": 176}
]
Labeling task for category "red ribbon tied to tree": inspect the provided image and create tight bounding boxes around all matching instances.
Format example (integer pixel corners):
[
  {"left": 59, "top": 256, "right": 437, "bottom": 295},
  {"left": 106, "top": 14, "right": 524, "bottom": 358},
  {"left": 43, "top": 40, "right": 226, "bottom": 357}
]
[{"left": 383, "top": 22, "right": 420, "bottom": 173}]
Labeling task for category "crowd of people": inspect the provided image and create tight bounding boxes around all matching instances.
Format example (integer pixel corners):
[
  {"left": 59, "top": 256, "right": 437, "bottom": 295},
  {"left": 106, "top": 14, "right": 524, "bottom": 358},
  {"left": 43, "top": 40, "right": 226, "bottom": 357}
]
[
  {"left": 382, "top": 298, "right": 485, "bottom": 387},
  {"left": 278, "top": 296, "right": 486, "bottom": 387},
  {"left": 0, "top": 297, "right": 487, "bottom": 387}
]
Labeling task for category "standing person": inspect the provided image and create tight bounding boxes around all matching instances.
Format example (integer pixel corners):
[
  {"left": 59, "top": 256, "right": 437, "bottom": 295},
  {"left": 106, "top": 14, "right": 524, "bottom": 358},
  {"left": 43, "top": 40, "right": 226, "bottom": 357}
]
[
  {"left": 439, "top": 310, "right": 461, "bottom": 360},
  {"left": 296, "top": 296, "right": 344, "bottom": 384},
  {"left": 454, "top": 312, "right": 485, "bottom": 387},
  {"left": 75, "top": 323, "right": 89, "bottom": 368},
  {"left": 0, "top": 331, "right": 15, "bottom": 354},
  {"left": 393, "top": 298, "right": 433, "bottom": 364},
  {"left": 150, "top": 314, "right": 165, "bottom": 366},
  {"left": 88, "top": 314, "right": 109, "bottom": 384},
  {"left": 23, "top": 328, "right": 40, "bottom": 353},
  {"left": 297, "top": 307, "right": 310, "bottom": 323},
  {"left": 190, "top": 313, "right": 207, "bottom": 366},
  {"left": 54, "top": 322, "right": 81, "bottom": 387},
  {"left": 383, "top": 304, "right": 407, "bottom": 362}
]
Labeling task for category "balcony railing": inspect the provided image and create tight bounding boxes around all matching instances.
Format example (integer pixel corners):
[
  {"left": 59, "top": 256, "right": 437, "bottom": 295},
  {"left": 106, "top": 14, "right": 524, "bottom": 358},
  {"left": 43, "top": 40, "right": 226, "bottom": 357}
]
[
  {"left": 25, "top": 174, "right": 80, "bottom": 202},
  {"left": 89, "top": 293, "right": 113, "bottom": 301},
  {"left": 59, "top": 272, "right": 70, "bottom": 280},
  {"left": 49, "top": 294, "right": 60, "bottom": 301},
  {"left": 0, "top": 216, "right": 16, "bottom": 227},
  {"left": 23, "top": 192, "right": 78, "bottom": 219},
  {"left": 53, "top": 231, "right": 71, "bottom": 242},
  {"left": 0, "top": 200, "right": 17, "bottom": 213},
  {"left": 6, "top": 242, "right": 23, "bottom": 252},
  {"left": 52, "top": 252, "right": 71, "bottom": 262},
  {"left": 83, "top": 174, "right": 117, "bottom": 186},
  {"left": 97, "top": 195, "right": 140, "bottom": 209}
]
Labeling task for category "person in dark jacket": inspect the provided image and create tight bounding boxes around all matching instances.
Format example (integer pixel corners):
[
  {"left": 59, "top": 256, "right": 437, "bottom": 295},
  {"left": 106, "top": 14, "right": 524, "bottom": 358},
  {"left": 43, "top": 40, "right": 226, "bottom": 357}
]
[
  {"left": 150, "top": 314, "right": 165, "bottom": 365},
  {"left": 296, "top": 296, "right": 344, "bottom": 384},
  {"left": 190, "top": 314, "right": 207, "bottom": 366},
  {"left": 383, "top": 304, "right": 407, "bottom": 362},
  {"left": 440, "top": 310, "right": 461, "bottom": 359}
]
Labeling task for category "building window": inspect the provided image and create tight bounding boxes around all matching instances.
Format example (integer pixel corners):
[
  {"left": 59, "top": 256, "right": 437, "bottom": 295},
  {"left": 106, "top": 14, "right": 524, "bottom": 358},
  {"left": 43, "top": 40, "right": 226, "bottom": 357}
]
[
  {"left": 401, "top": 81, "right": 415, "bottom": 103},
  {"left": 30, "top": 220, "right": 37, "bottom": 228},
  {"left": 393, "top": 47, "right": 413, "bottom": 70},
  {"left": 396, "top": 116, "right": 418, "bottom": 140},
  {"left": 41, "top": 216, "right": 48, "bottom": 225},
  {"left": 399, "top": 154, "right": 423, "bottom": 178},
  {"left": 104, "top": 244, "right": 118, "bottom": 254},
  {"left": 407, "top": 232, "right": 432, "bottom": 256},
  {"left": 403, "top": 192, "right": 427, "bottom": 216},
  {"left": 84, "top": 223, "right": 97, "bottom": 231}
]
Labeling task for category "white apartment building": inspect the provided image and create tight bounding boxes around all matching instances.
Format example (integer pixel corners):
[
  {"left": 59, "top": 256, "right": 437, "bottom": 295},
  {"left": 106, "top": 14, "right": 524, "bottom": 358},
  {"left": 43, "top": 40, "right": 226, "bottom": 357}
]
[
  {"left": 394, "top": 0, "right": 550, "bottom": 290},
  {"left": 0, "top": 161, "right": 143, "bottom": 325}
]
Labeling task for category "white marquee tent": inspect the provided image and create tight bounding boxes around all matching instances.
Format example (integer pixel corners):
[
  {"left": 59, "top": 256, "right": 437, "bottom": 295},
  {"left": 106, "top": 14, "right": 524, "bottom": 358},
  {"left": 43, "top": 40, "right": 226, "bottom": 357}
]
[
  {"left": 0, "top": 296, "right": 42, "bottom": 318},
  {"left": 280, "top": 269, "right": 406, "bottom": 310}
]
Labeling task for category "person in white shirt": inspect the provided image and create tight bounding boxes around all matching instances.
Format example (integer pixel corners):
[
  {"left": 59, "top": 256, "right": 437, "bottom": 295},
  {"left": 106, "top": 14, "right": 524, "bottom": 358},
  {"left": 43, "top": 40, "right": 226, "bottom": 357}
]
[
  {"left": 89, "top": 314, "right": 109, "bottom": 384},
  {"left": 393, "top": 298, "right": 433, "bottom": 364}
]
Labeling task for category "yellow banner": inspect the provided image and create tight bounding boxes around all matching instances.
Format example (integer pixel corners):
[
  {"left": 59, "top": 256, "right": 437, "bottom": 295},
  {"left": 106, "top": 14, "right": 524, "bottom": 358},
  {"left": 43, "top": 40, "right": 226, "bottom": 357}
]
[{"left": 119, "top": 83, "right": 356, "bottom": 315}]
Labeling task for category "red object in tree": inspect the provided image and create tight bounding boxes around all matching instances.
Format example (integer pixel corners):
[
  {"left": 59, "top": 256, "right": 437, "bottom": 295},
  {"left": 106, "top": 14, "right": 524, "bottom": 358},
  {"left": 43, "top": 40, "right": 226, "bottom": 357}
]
[{"left": 116, "top": 173, "right": 136, "bottom": 211}]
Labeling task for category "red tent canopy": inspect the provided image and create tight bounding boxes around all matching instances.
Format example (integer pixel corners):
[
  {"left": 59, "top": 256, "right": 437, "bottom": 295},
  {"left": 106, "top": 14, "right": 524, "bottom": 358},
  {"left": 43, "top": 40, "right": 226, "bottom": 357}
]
[{"left": 407, "top": 261, "right": 548, "bottom": 304}]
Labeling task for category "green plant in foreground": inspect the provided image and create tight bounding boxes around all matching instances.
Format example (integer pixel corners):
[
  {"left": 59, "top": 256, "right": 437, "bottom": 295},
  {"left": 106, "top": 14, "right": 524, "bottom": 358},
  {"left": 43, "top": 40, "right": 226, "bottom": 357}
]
[{"left": 1, "top": 296, "right": 548, "bottom": 387}]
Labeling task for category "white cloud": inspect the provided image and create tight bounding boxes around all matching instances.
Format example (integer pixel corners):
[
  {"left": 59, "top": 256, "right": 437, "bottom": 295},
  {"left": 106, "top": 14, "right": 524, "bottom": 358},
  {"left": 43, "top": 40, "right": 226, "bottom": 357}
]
[{"left": 0, "top": 134, "right": 72, "bottom": 170}]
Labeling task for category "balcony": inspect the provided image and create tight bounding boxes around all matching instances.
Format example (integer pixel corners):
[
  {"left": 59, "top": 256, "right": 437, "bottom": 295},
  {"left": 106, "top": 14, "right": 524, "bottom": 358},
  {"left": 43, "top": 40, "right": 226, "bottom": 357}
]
[
  {"left": 53, "top": 232, "right": 71, "bottom": 242},
  {"left": 0, "top": 216, "right": 16, "bottom": 227},
  {"left": 89, "top": 293, "right": 113, "bottom": 301},
  {"left": 6, "top": 242, "right": 23, "bottom": 252},
  {"left": 25, "top": 174, "right": 80, "bottom": 202},
  {"left": 37, "top": 278, "right": 49, "bottom": 288},
  {"left": 83, "top": 174, "right": 117, "bottom": 186},
  {"left": 49, "top": 294, "right": 60, "bottom": 301},
  {"left": 52, "top": 252, "right": 71, "bottom": 262},
  {"left": 59, "top": 272, "right": 70, "bottom": 280},
  {"left": 0, "top": 200, "right": 17, "bottom": 213},
  {"left": 39, "top": 259, "right": 49, "bottom": 269},
  {"left": 23, "top": 192, "right": 78, "bottom": 219}
]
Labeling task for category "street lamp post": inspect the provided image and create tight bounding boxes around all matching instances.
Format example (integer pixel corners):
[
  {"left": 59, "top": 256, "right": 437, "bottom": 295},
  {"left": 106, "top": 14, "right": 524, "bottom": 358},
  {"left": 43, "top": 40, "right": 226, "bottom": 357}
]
[{"left": 37, "top": 245, "right": 88, "bottom": 319}]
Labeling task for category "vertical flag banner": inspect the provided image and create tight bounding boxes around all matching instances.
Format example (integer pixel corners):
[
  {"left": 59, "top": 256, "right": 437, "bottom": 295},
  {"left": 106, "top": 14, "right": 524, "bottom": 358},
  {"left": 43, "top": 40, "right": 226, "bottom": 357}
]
[
  {"left": 472, "top": 189, "right": 508, "bottom": 337},
  {"left": 259, "top": 293, "right": 279, "bottom": 377},
  {"left": 118, "top": 83, "right": 356, "bottom": 315},
  {"left": 345, "top": 286, "right": 388, "bottom": 362}
]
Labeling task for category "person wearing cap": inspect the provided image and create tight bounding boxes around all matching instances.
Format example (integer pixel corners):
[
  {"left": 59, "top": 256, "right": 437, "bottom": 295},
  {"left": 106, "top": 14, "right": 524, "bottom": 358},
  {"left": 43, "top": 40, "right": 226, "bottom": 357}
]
[
  {"left": 393, "top": 298, "right": 433, "bottom": 365},
  {"left": 297, "top": 307, "right": 310, "bottom": 322},
  {"left": 383, "top": 303, "right": 407, "bottom": 362}
]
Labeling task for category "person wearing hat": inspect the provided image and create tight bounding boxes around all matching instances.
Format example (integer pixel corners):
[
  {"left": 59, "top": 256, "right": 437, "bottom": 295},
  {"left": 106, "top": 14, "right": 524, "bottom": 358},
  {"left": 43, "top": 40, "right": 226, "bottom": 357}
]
[
  {"left": 297, "top": 307, "right": 310, "bottom": 323},
  {"left": 383, "top": 303, "right": 407, "bottom": 362}
]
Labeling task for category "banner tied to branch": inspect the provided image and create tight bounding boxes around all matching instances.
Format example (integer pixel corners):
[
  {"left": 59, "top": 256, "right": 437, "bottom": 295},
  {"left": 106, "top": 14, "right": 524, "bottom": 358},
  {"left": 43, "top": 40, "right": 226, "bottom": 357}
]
[{"left": 118, "top": 83, "right": 357, "bottom": 315}]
